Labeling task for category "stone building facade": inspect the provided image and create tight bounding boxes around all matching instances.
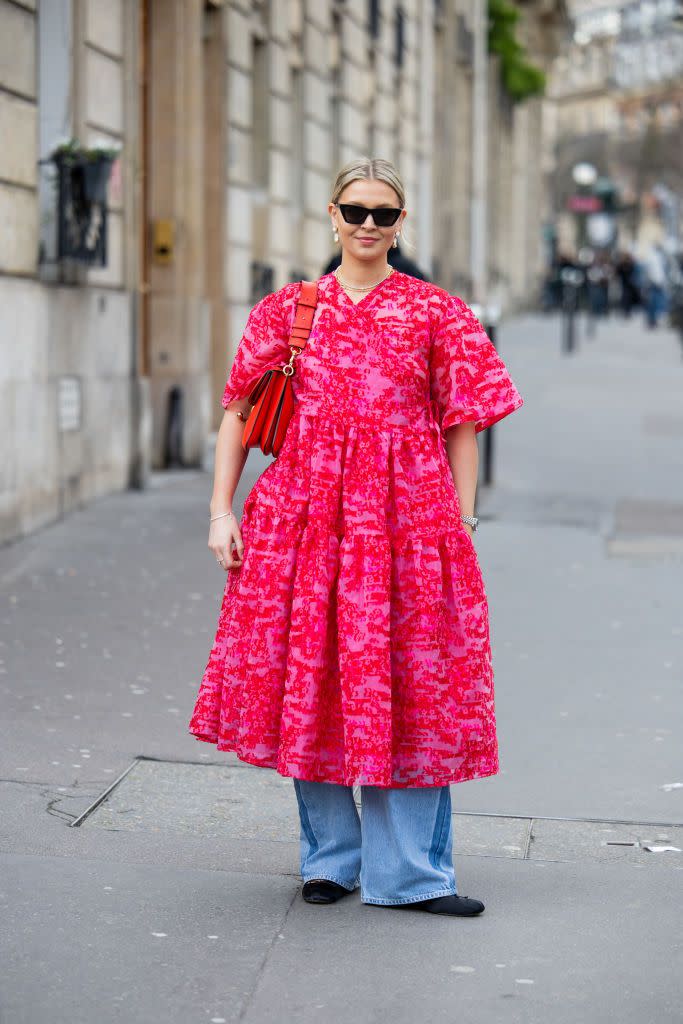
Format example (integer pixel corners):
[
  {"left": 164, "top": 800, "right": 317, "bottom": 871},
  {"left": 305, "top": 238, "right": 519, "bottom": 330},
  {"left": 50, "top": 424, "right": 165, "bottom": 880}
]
[
  {"left": 0, "top": 0, "right": 564, "bottom": 546},
  {"left": 0, "top": 0, "right": 142, "bottom": 545}
]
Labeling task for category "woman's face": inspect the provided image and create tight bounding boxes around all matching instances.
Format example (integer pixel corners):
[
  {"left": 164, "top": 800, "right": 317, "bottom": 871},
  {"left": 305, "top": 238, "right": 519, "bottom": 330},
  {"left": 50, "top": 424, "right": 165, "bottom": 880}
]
[{"left": 329, "top": 179, "right": 406, "bottom": 261}]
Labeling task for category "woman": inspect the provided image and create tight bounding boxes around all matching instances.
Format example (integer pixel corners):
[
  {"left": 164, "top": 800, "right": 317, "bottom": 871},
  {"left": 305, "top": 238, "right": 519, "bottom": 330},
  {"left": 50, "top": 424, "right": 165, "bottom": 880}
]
[{"left": 188, "top": 158, "right": 524, "bottom": 917}]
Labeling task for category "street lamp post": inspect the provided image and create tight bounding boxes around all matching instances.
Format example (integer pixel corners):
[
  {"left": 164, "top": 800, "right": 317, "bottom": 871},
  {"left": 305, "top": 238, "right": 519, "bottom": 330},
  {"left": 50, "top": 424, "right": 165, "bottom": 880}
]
[
  {"left": 561, "top": 266, "right": 583, "bottom": 353},
  {"left": 571, "top": 162, "right": 598, "bottom": 250}
]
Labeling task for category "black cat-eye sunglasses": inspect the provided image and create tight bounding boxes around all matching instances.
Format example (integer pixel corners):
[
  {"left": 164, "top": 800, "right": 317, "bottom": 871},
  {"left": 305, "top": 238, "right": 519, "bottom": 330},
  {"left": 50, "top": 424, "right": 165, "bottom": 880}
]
[{"left": 334, "top": 203, "right": 403, "bottom": 228}]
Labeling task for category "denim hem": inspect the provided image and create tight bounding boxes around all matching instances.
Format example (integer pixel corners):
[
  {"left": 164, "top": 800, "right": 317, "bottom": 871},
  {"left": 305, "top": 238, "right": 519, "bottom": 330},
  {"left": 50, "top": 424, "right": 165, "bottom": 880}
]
[
  {"left": 361, "top": 887, "right": 457, "bottom": 906},
  {"left": 302, "top": 875, "right": 359, "bottom": 892}
]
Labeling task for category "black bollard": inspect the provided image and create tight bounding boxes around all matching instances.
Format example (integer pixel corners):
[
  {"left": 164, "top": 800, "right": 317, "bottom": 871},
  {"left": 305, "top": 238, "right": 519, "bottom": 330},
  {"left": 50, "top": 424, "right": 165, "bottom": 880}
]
[
  {"left": 561, "top": 269, "right": 581, "bottom": 354},
  {"left": 482, "top": 321, "right": 496, "bottom": 487}
]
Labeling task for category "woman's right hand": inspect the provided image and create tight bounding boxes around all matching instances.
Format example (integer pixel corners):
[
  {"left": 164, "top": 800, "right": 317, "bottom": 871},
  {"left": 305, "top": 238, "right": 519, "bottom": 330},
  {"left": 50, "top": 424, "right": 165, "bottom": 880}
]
[{"left": 209, "top": 513, "right": 244, "bottom": 571}]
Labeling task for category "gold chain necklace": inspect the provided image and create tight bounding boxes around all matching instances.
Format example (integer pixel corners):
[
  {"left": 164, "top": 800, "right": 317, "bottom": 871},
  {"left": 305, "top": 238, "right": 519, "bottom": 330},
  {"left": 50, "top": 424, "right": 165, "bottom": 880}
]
[{"left": 334, "top": 266, "right": 394, "bottom": 292}]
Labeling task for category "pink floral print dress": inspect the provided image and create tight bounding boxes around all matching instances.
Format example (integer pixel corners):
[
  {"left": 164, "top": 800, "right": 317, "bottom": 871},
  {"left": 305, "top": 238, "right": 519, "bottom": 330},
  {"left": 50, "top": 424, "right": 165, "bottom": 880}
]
[{"left": 188, "top": 270, "right": 523, "bottom": 787}]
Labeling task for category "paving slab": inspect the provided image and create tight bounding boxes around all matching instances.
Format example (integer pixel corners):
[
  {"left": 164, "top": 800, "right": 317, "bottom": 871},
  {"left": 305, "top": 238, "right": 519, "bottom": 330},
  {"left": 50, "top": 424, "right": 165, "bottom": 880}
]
[
  {"left": 242, "top": 855, "right": 681, "bottom": 1024},
  {"left": 76, "top": 758, "right": 683, "bottom": 871},
  {"left": 0, "top": 780, "right": 302, "bottom": 881},
  {"left": 2, "top": 846, "right": 681, "bottom": 1024},
  {"left": 1, "top": 852, "right": 297, "bottom": 1024},
  {"left": 78, "top": 758, "right": 532, "bottom": 860},
  {"left": 528, "top": 816, "right": 683, "bottom": 866},
  {"left": 79, "top": 759, "right": 299, "bottom": 840}
]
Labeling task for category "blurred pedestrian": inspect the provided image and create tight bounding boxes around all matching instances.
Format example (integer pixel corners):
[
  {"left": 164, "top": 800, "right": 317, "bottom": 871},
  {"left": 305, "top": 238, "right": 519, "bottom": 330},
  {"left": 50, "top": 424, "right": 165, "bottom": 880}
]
[
  {"left": 642, "top": 242, "right": 669, "bottom": 329},
  {"left": 615, "top": 251, "right": 641, "bottom": 317},
  {"left": 188, "top": 156, "right": 524, "bottom": 917},
  {"left": 542, "top": 250, "right": 574, "bottom": 312},
  {"left": 667, "top": 243, "right": 683, "bottom": 350},
  {"left": 586, "top": 253, "right": 611, "bottom": 318}
]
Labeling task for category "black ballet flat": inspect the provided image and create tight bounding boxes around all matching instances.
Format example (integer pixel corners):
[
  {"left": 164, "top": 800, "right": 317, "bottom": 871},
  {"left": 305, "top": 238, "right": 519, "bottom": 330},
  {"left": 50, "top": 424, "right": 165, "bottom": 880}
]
[
  {"left": 401, "top": 894, "right": 485, "bottom": 916},
  {"left": 301, "top": 879, "right": 352, "bottom": 904}
]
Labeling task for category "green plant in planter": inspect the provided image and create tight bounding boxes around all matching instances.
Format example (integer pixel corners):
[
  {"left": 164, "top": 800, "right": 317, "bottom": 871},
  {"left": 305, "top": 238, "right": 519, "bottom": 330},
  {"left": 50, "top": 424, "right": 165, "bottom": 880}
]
[
  {"left": 488, "top": 0, "right": 546, "bottom": 103},
  {"left": 49, "top": 137, "right": 121, "bottom": 205},
  {"left": 50, "top": 137, "right": 121, "bottom": 164}
]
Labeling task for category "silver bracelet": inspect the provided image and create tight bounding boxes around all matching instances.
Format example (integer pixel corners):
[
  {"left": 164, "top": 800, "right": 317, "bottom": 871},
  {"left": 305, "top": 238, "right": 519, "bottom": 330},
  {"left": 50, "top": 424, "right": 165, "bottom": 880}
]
[
  {"left": 461, "top": 514, "right": 479, "bottom": 531},
  {"left": 210, "top": 510, "right": 235, "bottom": 522}
]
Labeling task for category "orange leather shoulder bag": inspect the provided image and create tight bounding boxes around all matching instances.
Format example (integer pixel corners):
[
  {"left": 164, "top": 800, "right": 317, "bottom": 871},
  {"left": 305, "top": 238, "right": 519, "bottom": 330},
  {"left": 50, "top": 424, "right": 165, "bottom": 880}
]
[{"left": 241, "top": 279, "right": 319, "bottom": 457}]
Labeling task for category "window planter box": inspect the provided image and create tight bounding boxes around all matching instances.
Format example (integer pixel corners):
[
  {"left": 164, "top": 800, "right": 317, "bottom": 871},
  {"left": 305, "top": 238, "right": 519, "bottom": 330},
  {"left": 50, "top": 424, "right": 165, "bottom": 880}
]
[{"left": 50, "top": 151, "right": 115, "bottom": 266}]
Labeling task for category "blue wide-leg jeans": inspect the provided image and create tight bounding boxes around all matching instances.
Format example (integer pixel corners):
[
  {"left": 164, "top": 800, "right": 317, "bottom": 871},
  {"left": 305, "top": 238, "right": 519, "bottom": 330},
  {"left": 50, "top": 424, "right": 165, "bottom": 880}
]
[{"left": 292, "top": 778, "right": 458, "bottom": 905}]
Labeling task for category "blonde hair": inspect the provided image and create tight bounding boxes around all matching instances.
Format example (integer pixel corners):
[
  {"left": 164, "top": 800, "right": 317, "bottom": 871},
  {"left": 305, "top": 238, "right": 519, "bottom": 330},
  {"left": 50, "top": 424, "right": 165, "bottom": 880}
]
[{"left": 330, "top": 157, "right": 414, "bottom": 253}]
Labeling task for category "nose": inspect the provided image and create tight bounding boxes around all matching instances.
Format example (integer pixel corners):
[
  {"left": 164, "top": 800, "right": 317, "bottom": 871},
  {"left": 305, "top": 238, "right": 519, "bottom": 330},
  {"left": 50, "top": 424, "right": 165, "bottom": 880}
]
[{"left": 361, "top": 211, "right": 376, "bottom": 228}]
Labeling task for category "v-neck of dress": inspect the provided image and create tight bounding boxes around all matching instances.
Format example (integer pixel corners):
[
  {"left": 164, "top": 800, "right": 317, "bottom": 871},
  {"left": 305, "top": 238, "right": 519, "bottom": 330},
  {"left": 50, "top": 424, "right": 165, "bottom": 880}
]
[{"left": 330, "top": 268, "right": 398, "bottom": 312}]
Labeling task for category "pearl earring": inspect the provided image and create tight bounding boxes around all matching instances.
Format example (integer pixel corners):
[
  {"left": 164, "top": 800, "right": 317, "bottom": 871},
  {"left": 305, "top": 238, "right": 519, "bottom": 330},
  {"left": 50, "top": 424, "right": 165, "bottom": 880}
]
[
  {"left": 393, "top": 233, "right": 400, "bottom": 248},
  {"left": 333, "top": 226, "right": 339, "bottom": 243}
]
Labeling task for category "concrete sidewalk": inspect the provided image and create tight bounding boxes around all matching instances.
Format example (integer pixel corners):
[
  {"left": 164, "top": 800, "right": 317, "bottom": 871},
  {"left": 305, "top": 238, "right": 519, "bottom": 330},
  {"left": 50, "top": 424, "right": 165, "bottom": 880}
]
[{"left": 1, "top": 311, "right": 682, "bottom": 1024}]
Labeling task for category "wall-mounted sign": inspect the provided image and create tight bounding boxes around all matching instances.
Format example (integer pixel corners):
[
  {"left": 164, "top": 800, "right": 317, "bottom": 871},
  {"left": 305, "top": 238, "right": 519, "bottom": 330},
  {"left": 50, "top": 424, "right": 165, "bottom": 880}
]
[
  {"left": 567, "top": 195, "right": 603, "bottom": 213},
  {"left": 153, "top": 219, "right": 175, "bottom": 265},
  {"left": 58, "top": 376, "right": 82, "bottom": 432}
]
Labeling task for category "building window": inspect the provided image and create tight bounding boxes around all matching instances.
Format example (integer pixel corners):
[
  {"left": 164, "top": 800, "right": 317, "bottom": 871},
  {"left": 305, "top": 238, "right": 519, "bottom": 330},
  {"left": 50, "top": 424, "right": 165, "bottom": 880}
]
[
  {"left": 368, "top": 0, "right": 380, "bottom": 39},
  {"left": 455, "top": 13, "right": 473, "bottom": 65},
  {"left": 252, "top": 37, "right": 269, "bottom": 188},
  {"left": 291, "top": 65, "right": 304, "bottom": 214},
  {"left": 330, "top": 8, "right": 342, "bottom": 173},
  {"left": 290, "top": 64, "right": 305, "bottom": 271},
  {"left": 38, "top": 0, "right": 73, "bottom": 280},
  {"left": 394, "top": 6, "right": 405, "bottom": 68}
]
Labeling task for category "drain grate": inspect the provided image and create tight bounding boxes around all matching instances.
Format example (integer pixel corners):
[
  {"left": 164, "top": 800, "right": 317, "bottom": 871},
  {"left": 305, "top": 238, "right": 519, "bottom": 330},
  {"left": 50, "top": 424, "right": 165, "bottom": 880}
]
[{"left": 71, "top": 758, "right": 683, "bottom": 868}]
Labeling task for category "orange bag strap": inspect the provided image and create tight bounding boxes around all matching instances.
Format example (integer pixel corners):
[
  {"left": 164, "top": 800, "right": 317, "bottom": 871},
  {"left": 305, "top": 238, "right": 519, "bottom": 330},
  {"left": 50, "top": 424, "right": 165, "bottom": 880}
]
[{"left": 288, "top": 280, "right": 319, "bottom": 352}]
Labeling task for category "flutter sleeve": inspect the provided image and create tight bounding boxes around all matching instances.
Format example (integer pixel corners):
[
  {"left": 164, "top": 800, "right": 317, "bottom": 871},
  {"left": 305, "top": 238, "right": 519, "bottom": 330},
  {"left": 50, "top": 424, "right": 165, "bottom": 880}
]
[
  {"left": 429, "top": 294, "right": 524, "bottom": 433},
  {"left": 221, "top": 288, "right": 293, "bottom": 409}
]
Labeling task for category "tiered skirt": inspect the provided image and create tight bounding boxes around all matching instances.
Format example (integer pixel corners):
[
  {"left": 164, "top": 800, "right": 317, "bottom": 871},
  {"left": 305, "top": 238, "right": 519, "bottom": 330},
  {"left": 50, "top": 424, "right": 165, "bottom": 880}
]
[{"left": 188, "top": 404, "right": 498, "bottom": 788}]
